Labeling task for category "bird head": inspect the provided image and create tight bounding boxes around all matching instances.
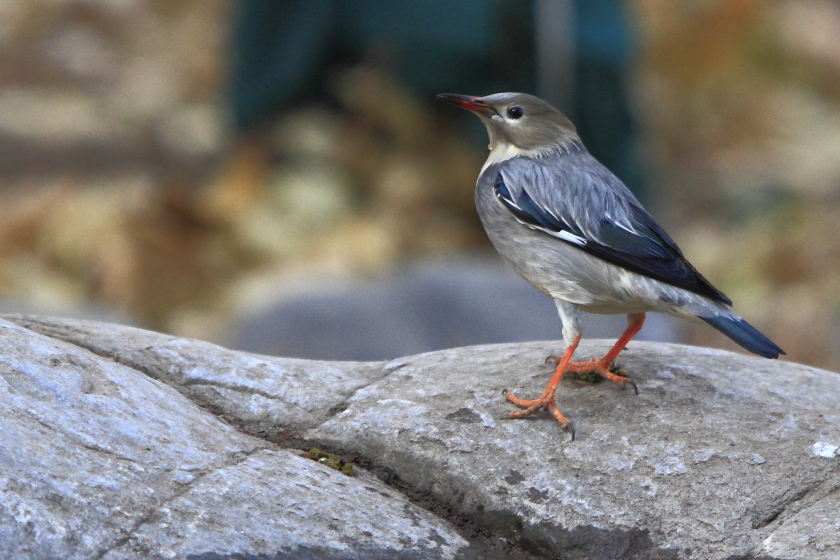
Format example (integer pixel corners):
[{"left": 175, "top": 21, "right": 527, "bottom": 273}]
[{"left": 437, "top": 92, "right": 580, "bottom": 155}]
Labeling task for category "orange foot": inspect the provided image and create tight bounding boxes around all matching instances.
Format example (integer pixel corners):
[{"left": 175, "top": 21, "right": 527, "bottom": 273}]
[
  {"left": 505, "top": 313, "right": 647, "bottom": 439},
  {"left": 551, "top": 312, "right": 646, "bottom": 395},
  {"left": 504, "top": 335, "right": 580, "bottom": 439}
]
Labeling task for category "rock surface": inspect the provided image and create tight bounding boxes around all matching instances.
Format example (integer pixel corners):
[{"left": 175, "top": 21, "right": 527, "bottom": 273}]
[
  {"left": 0, "top": 317, "right": 468, "bottom": 559},
  {"left": 3, "top": 314, "right": 840, "bottom": 560},
  {"left": 310, "top": 342, "right": 840, "bottom": 560},
  {"left": 4, "top": 314, "right": 386, "bottom": 434}
]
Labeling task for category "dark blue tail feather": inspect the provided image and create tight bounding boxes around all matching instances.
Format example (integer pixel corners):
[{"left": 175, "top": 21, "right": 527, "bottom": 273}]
[{"left": 701, "top": 315, "right": 785, "bottom": 359}]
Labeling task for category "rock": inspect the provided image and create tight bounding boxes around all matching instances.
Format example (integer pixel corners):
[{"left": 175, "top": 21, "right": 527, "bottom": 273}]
[
  {"left": 307, "top": 342, "right": 840, "bottom": 560},
  {"left": 4, "top": 314, "right": 840, "bottom": 559},
  {"left": 755, "top": 475, "right": 840, "bottom": 560},
  {"left": 0, "top": 318, "right": 468, "bottom": 559},
  {"left": 4, "top": 314, "right": 386, "bottom": 435}
]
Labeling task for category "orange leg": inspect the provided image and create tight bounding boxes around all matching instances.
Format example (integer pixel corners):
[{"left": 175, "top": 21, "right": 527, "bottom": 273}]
[
  {"left": 567, "top": 313, "right": 646, "bottom": 393},
  {"left": 505, "top": 335, "right": 581, "bottom": 439}
]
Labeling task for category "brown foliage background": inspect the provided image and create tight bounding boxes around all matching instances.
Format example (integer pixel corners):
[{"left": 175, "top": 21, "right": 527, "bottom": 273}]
[{"left": 1, "top": 0, "right": 838, "bottom": 369}]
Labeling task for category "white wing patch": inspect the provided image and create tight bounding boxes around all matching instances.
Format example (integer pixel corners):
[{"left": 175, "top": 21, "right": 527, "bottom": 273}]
[
  {"left": 552, "top": 230, "right": 587, "bottom": 246},
  {"left": 507, "top": 211, "right": 588, "bottom": 247},
  {"left": 493, "top": 180, "right": 588, "bottom": 248}
]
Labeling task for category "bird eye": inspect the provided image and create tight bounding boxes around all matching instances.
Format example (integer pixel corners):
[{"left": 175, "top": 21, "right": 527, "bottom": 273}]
[{"left": 506, "top": 106, "right": 524, "bottom": 119}]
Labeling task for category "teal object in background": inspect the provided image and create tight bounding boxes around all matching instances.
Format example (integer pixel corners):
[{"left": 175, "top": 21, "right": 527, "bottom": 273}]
[
  {"left": 229, "top": 0, "right": 643, "bottom": 198},
  {"left": 230, "top": 0, "right": 534, "bottom": 130}
]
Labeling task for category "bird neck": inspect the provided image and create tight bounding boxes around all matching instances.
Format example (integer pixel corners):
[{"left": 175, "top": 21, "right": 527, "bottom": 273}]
[{"left": 480, "top": 139, "right": 585, "bottom": 175}]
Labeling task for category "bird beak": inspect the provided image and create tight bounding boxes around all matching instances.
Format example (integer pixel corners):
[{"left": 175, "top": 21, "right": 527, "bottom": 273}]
[{"left": 436, "top": 93, "right": 493, "bottom": 115}]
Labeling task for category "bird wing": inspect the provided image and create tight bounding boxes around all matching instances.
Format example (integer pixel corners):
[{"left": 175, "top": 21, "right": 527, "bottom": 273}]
[{"left": 482, "top": 152, "right": 732, "bottom": 305}]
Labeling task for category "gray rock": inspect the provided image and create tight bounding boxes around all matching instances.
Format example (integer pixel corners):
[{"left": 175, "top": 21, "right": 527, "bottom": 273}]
[
  {"left": 307, "top": 342, "right": 840, "bottom": 560},
  {"left": 100, "top": 449, "right": 468, "bottom": 560},
  {"left": 0, "top": 317, "right": 468, "bottom": 559},
  {"left": 4, "top": 315, "right": 840, "bottom": 559},
  {"left": 4, "top": 314, "right": 386, "bottom": 434},
  {"left": 753, "top": 469, "right": 840, "bottom": 560}
]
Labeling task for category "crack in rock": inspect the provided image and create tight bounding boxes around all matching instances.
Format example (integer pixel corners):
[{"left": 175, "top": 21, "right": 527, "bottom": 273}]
[
  {"left": 752, "top": 460, "right": 840, "bottom": 529},
  {"left": 178, "top": 377, "right": 291, "bottom": 403},
  {"left": 309, "top": 360, "right": 413, "bottom": 423},
  {"left": 92, "top": 447, "right": 265, "bottom": 560},
  {"left": 25, "top": 411, "right": 142, "bottom": 465}
]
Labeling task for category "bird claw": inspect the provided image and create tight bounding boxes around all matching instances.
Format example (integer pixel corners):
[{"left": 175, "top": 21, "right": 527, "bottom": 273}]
[
  {"left": 605, "top": 363, "right": 638, "bottom": 393},
  {"left": 621, "top": 377, "right": 639, "bottom": 395},
  {"left": 505, "top": 408, "right": 575, "bottom": 440},
  {"left": 505, "top": 389, "right": 575, "bottom": 439},
  {"left": 544, "top": 354, "right": 558, "bottom": 365}
]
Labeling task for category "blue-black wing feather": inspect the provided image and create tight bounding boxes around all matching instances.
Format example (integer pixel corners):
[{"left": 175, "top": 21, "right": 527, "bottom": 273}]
[{"left": 483, "top": 152, "right": 731, "bottom": 305}]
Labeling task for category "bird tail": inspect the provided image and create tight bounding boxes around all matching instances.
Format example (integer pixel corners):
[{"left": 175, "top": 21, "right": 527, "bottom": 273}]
[{"left": 700, "top": 315, "right": 785, "bottom": 359}]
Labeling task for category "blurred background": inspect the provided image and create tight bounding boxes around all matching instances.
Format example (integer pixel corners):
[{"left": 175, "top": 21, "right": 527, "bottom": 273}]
[{"left": 0, "top": 0, "right": 838, "bottom": 369}]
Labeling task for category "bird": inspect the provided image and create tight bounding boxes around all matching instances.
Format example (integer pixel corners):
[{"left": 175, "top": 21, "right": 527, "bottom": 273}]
[{"left": 437, "top": 92, "right": 784, "bottom": 438}]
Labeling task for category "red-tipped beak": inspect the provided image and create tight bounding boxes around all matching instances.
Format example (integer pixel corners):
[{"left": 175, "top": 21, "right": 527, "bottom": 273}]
[{"left": 436, "top": 93, "right": 491, "bottom": 113}]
